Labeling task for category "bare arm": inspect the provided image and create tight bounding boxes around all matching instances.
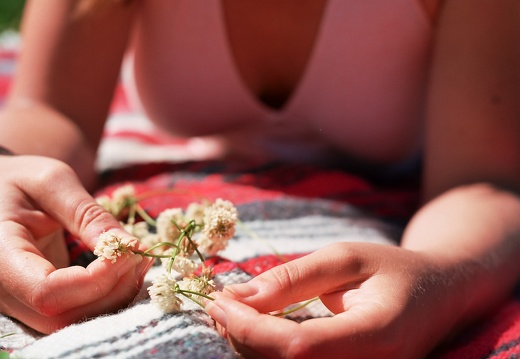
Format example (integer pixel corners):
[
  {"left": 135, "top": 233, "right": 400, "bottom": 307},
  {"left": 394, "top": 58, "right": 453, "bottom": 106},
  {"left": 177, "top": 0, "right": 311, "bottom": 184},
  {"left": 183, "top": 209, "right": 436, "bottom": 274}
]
[
  {"left": 0, "top": 1, "right": 152, "bottom": 334},
  {"left": 403, "top": 0, "right": 520, "bottom": 326},
  {"left": 0, "top": 0, "right": 137, "bottom": 186},
  {"left": 204, "top": 1, "right": 520, "bottom": 357}
]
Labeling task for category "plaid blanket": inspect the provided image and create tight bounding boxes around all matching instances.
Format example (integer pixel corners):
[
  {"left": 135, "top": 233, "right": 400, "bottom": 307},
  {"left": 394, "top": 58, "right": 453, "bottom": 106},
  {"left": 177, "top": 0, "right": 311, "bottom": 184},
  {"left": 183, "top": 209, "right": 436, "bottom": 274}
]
[{"left": 1, "top": 33, "right": 520, "bottom": 359}]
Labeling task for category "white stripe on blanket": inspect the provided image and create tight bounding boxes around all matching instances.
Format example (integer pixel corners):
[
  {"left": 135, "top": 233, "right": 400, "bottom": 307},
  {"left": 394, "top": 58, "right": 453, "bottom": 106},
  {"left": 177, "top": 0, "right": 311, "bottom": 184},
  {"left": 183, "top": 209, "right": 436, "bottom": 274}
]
[{"left": 6, "top": 213, "right": 398, "bottom": 358}]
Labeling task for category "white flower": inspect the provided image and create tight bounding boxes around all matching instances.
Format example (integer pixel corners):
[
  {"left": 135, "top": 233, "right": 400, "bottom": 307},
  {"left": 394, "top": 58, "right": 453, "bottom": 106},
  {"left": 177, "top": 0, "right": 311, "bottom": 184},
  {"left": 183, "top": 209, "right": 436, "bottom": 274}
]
[
  {"left": 196, "top": 233, "right": 228, "bottom": 256},
  {"left": 156, "top": 208, "right": 186, "bottom": 242},
  {"left": 139, "top": 233, "right": 162, "bottom": 253},
  {"left": 160, "top": 248, "right": 175, "bottom": 270},
  {"left": 185, "top": 201, "right": 208, "bottom": 225},
  {"left": 201, "top": 198, "right": 237, "bottom": 244},
  {"left": 123, "top": 221, "right": 149, "bottom": 239},
  {"left": 148, "top": 274, "right": 183, "bottom": 313},
  {"left": 110, "top": 184, "right": 136, "bottom": 216},
  {"left": 173, "top": 255, "right": 198, "bottom": 277},
  {"left": 178, "top": 276, "right": 216, "bottom": 298},
  {"left": 93, "top": 231, "right": 136, "bottom": 263},
  {"left": 161, "top": 252, "right": 198, "bottom": 277},
  {"left": 177, "top": 235, "right": 197, "bottom": 257}
]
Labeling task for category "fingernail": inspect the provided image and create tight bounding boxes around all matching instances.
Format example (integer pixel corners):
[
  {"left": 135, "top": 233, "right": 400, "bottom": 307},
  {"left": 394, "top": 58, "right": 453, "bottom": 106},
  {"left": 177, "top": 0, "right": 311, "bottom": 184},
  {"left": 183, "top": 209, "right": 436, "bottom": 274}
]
[
  {"left": 205, "top": 301, "right": 227, "bottom": 328},
  {"left": 224, "top": 283, "right": 258, "bottom": 298}
]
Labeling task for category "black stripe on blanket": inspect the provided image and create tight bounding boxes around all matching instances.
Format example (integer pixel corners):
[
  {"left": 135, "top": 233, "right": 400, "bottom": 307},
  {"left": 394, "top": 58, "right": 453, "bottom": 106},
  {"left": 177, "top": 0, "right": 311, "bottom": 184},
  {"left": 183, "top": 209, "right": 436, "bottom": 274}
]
[{"left": 53, "top": 311, "right": 237, "bottom": 359}]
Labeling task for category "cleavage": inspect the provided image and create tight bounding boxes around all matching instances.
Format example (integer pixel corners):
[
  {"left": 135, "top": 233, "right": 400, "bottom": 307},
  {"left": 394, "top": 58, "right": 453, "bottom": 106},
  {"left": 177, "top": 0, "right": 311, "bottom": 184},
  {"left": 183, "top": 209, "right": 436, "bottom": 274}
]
[{"left": 222, "top": 0, "right": 328, "bottom": 110}]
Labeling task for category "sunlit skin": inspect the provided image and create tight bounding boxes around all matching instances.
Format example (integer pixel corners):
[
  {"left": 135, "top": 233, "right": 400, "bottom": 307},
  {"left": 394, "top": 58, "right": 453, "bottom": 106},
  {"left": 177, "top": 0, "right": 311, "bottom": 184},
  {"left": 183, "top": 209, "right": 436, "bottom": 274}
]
[{"left": 0, "top": 1, "right": 519, "bottom": 358}]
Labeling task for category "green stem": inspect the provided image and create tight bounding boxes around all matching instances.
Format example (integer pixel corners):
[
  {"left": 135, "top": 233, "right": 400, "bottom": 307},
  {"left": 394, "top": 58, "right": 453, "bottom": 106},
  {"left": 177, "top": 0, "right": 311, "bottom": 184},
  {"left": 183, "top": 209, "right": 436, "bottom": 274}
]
[
  {"left": 180, "top": 289, "right": 215, "bottom": 302},
  {"left": 127, "top": 203, "right": 137, "bottom": 225},
  {"left": 132, "top": 252, "right": 172, "bottom": 259},
  {"left": 139, "top": 241, "right": 178, "bottom": 255},
  {"left": 177, "top": 290, "right": 213, "bottom": 308},
  {"left": 135, "top": 204, "right": 157, "bottom": 226},
  {"left": 181, "top": 229, "right": 207, "bottom": 267},
  {"left": 273, "top": 297, "right": 320, "bottom": 317}
]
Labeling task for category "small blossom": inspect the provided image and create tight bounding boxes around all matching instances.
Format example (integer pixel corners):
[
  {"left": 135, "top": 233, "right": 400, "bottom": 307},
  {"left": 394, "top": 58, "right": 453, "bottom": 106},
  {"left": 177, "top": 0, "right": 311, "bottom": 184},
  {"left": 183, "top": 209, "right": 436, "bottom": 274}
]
[
  {"left": 172, "top": 255, "right": 198, "bottom": 277},
  {"left": 178, "top": 276, "right": 216, "bottom": 298},
  {"left": 123, "top": 221, "right": 150, "bottom": 239},
  {"left": 161, "top": 251, "right": 198, "bottom": 277},
  {"left": 178, "top": 235, "right": 197, "bottom": 257},
  {"left": 156, "top": 208, "right": 187, "bottom": 242},
  {"left": 94, "top": 231, "right": 136, "bottom": 263},
  {"left": 160, "top": 248, "right": 175, "bottom": 270},
  {"left": 196, "top": 233, "right": 228, "bottom": 256},
  {"left": 202, "top": 199, "right": 238, "bottom": 242},
  {"left": 139, "top": 233, "right": 162, "bottom": 253},
  {"left": 148, "top": 274, "right": 183, "bottom": 313},
  {"left": 110, "top": 184, "right": 136, "bottom": 216},
  {"left": 185, "top": 201, "right": 208, "bottom": 226}
]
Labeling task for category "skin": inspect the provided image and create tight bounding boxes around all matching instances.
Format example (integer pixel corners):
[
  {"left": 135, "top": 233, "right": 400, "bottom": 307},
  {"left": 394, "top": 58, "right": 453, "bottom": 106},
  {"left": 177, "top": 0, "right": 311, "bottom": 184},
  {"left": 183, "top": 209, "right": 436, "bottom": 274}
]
[
  {"left": 204, "top": 0, "right": 520, "bottom": 358},
  {"left": 0, "top": 1, "right": 518, "bottom": 359}
]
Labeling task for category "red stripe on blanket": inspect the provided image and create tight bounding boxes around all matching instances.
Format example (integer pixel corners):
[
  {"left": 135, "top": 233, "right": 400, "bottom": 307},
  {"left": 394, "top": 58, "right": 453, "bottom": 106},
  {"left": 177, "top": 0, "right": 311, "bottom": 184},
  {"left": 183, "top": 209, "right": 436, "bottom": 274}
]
[
  {"left": 0, "top": 51, "right": 16, "bottom": 60},
  {"left": 123, "top": 174, "right": 286, "bottom": 219},
  {"left": 438, "top": 301, "right": 520, "bottom": 359},
  {"left": 206, "top": 253, "right": 306, "bottom": 277},
  {"left": 98, "top": 162, "right": 420, "bottom": 221},
  {"left": 0, "top": 76, "right": 11, "bottom": 100},
  {"left": 110, "top": 84, "right": 132, "bottom": 113}
]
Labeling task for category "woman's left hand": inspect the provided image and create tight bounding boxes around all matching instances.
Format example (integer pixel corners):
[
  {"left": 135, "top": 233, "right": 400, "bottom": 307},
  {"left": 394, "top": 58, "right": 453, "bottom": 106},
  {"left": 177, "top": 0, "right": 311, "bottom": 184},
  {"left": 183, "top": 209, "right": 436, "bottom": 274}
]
[{"left": 205, "top": 242, "right": 463, "bottom": 359}]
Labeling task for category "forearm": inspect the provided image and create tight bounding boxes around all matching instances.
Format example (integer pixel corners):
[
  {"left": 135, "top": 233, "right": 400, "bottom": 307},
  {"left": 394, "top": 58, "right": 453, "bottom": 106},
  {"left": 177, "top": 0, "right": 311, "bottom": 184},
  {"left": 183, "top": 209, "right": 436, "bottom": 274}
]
[
  {"left": 0, "top": 102, "right": 98, "bottom": 189},
  {"left": 402, "top": 183, "right": 520, "bottom": 327}
]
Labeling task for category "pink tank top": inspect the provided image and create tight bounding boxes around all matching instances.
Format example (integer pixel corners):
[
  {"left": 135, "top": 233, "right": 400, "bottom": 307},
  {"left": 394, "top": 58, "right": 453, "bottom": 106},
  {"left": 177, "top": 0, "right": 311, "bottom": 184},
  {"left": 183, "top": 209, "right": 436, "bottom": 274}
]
[{"left": 124, "top": 0, "right": 433, "bottom": 165}]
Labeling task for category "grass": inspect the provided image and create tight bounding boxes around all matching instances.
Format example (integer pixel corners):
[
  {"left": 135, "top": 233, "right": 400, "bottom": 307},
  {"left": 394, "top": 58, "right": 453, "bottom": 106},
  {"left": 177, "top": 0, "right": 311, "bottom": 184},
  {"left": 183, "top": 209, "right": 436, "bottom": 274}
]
[{"left": 0, "top": 1, "right": 26, "bottom": 33}]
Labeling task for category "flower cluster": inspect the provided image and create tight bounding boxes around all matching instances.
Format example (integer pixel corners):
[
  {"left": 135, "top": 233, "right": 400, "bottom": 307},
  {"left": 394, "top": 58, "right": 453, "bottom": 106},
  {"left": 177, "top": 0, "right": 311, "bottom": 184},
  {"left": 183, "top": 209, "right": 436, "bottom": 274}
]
[
  {"left": 93, "top": 185, "right": 238, "bottom": 313},
  {"left": 93, "top": 231, "right": 136, "bottom": 263}
]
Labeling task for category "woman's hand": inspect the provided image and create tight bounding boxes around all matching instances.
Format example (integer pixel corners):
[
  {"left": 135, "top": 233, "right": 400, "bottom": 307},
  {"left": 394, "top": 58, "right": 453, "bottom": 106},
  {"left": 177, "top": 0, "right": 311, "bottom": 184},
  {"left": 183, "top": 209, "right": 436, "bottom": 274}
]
[
  {"left": 206, "top": 241, "right": 463, "bottom": 359},
  {"left": 0, "top": 155, "right": 152, "bottom": 334}
]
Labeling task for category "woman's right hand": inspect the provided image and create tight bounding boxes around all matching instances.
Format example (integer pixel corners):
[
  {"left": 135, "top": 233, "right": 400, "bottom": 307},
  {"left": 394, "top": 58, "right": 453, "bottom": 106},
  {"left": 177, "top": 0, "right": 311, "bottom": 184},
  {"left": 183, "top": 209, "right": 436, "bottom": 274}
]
[{"left": 0, "top": 155, "right": 151, "bottom": 334}]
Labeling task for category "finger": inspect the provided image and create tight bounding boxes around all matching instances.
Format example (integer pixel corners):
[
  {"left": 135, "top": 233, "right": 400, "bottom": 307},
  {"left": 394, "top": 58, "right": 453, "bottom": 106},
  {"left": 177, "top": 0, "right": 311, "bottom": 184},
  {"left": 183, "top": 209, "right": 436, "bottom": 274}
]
[
  {"left": 206, "top": 294, "right": 301, "bottom": 358},
  {"left": 1, "top": 264, "right": 144, "bottom": 334},
  {"left": 1, "top": 221, "right": 143, "bottom": 316},
  {"left": 36, "top": 230, "right": 70, "bottom": 269},
  {"left": 222, "top": 242, "right": 383, "bottom": 312},
  {"left": 0, "top": 189, "right": 63, "bottom": 240},
  {"left": 207, "top": 295, "right": 399, "bottom": 359},
  {"left": 14, "top": 158, "right": 132, "bottom": 250}
]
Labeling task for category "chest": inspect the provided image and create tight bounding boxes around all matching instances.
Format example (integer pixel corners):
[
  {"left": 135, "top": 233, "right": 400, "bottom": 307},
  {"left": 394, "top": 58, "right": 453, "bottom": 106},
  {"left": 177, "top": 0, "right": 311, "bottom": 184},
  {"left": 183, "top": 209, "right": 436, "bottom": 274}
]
[
  {"left": 129, "top": 0, "right": 433, "bottom": 163},
  {"left": 221, "top": 0, "right": 328, "bottom": 109}
]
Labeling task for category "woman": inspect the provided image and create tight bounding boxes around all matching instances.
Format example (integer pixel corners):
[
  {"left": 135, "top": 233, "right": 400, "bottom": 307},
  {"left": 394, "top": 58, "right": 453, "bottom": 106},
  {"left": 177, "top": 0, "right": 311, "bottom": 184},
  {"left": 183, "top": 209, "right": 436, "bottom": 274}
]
[{"left": 0, "top": 0, "right": 519, "bottom": 358}]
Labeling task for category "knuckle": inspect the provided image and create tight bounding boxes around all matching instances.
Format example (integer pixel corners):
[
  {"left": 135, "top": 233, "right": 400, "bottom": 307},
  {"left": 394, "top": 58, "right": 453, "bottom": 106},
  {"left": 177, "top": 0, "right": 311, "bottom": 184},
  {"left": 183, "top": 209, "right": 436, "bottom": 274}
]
[
  {"left": 33, "top": 159, "right": 75, "bottom": 185},
  {"left": 266, "top": 261, "right": 302, "bottom": 294},
  {"left": 230, "top": 319, "right": 256, "bottom": 346},
  {"left": 326, "top": 242, "right": 367, "bottom": 272},
  {"left": 28, "top": 281, "right": 60, "bottom": 317},
  {"left": 73, "top": 199, "right": 114, "bottom": 234},
  {"left": 285, "top": 332, "right": 314, "bottom": 359}
]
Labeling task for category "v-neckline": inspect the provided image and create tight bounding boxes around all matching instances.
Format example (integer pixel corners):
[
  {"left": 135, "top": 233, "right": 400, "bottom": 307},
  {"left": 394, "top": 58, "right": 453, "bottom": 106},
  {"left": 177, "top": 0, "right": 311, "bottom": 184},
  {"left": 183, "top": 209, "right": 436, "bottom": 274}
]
[{"left": 217, "top": 0, "right": 332, "bottom": 116}]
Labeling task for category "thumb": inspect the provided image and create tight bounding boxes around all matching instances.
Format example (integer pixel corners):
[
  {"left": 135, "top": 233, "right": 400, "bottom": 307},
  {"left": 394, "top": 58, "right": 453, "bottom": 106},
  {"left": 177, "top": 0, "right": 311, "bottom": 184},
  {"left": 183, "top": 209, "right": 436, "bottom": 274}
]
[
  {"left": 222, "top": 243, "right": 372, "bottom": 313},
  {"left": 17, "top": 158, "right": 135, "bottom": 251}
]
